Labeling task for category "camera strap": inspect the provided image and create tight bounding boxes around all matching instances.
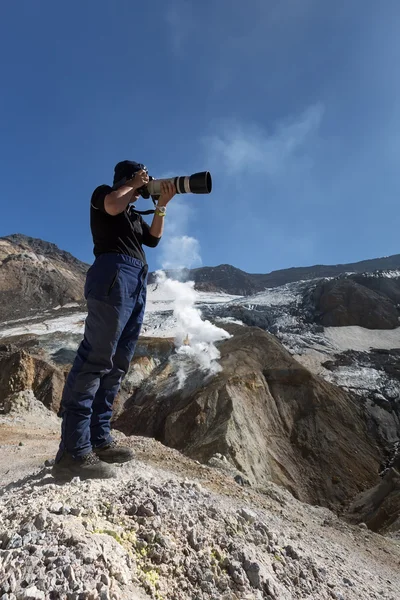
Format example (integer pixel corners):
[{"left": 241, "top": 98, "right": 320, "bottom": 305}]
[
  {"left": 130, "top": 208, "right": 156, "bottom": 215},
  {"left": 129, "top": 196, "right": 157, "bottom": 216}
]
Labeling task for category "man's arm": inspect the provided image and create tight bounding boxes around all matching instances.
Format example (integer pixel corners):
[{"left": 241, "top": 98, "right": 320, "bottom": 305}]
[
  {"left": 104, "top": 170, "right": 149, "bottom": 216},
  {"left": 148, "top": 181, "right": 176, "bottom": 238}
]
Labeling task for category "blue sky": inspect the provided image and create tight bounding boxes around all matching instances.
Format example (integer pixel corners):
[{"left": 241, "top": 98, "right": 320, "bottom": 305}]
[{"left": 1, "top": 0, "right": 399, "bottom": 274}]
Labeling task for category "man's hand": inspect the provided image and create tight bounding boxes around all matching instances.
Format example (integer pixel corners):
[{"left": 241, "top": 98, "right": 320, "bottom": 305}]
[
  {"left": 104, "top": 169, "right": 149, "bottom": 216},
  {"left": 126, "top": 169, "right": 149, "bottom": 190},
  {"left": 157, "top": 181, "right": 176, "bottom": 207}
]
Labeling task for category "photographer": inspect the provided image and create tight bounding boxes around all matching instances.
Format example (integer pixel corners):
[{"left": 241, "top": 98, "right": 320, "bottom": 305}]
[{"left": 53, "top": 161, "right": 176, "bottom": 480}]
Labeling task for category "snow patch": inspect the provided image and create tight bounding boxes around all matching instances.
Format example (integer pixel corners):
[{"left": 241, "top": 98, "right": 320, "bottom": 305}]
[
  {"left": 0, "top": 313, "right": 87, "bottom": 339},
  {"left": 324, "top": 326, "right": 400, "bottom": 352}
]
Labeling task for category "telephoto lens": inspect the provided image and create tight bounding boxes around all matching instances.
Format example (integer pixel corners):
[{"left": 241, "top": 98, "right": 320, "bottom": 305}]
[{"left": 146, "top": 171, "right": 212, "bottom": 196}]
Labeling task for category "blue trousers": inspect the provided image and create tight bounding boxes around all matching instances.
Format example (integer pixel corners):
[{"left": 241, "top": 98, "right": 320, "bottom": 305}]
[{"left": 57, "top": 253, "right": 147, "bottom": 459}]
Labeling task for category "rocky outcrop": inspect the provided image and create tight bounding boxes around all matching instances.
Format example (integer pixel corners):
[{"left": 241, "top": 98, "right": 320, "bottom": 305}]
[
  {"left": 0, "top": 346, "right": 66, "bottom": 413},
  {"left": 115, "top": 325, "right": 382, "bottom": 509},
  {"left": 347, "top": 466, "right": 400, "bottom": 535},
  {"left": 322, "top": 348, "right": 400, "bottom": 456},
  {"left": 0, "top": 336, "right": 174, "bottom": 419},
  {"left": 0, "top": 235, "right": 88, "bottom": 321},
  {"left": 113, "top": 338, "right": 175, "bottom": 420},
  {"left": 2, "top": 234, "right": 89, "bottom": 271},
  {"left": 310, "top": 279, "right": 399, "bottom": 329}
]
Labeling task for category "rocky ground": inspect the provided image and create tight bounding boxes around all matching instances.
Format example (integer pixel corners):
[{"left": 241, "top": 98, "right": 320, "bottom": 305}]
[
  {"left": 1, "top": 418, "right": 400, "bottom": 600},
  {"left": 1, "top": 237, "right": 400, "bottom": 599}
]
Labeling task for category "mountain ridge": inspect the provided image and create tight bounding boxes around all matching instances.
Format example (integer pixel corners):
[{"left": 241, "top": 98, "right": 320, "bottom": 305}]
[
  {"left": 153, "top": 255, "right": 400, "bottom": 294},
  {"left": 3, "top": 233, "right": 400, "bottom": 296}
]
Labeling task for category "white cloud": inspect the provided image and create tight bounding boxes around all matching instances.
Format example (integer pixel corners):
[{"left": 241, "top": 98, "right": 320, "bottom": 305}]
[
  {"left": 160, "top": 235, "right": 202, "bottom": 270},
  {"left": 205, "top": 103, "right": 324, "bottom": 177},
  {"left": 161, "top": 196, "right": 193, "bottom": 238},
  {"left": 156, "top": 194, "right": 202, "bottom": 270}
]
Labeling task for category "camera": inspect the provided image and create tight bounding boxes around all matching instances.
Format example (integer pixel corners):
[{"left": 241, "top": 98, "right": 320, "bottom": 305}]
[
  {"left": 140, "top": 171, "right": 212, "bottom": 199},
  {"left": 112, "top": 161, "right": 212, "bottom": 199}
]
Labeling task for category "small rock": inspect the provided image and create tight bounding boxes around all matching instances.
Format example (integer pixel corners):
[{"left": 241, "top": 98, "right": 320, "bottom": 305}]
[
  {"left": 269, "top": 532, "right": 278, "bottom": 544},
  {"left": 217, "top": 575, "right": 230, "bottom": 591},
  {"left": 113, "top": 570, "right": 128, "bottom": 586},
  {"left": 137, "top": 502, "right": 155, "bottom": 517},
  {"left": 188, "top": 528, "right": 200, "bottom": 551},
  {"left": 22, "top": 586, "right": 45, "bottom": 599},
  {"left": 19, "top": 441, "right": 24, "bottom": 447},
  {"left": 343, "top": 577, "right": 354, "bottom": 586},
  {"left": 238, "top": 507, "right": 257, "bottom": 523},
  {"left": 284, "top": 545, "right": 300, "bottom": 560},
  {"left": 299, "top": 569, "right": 307, "bottom": 579},
  {"left": 200, "top": 581, "right": 214, "bottom": 593},
  {"left": 318, "top": 568, "right": 327, "bottom": 578},
  {"left": 203, "top": 570, "right": 214, "bottom": 582},
  {"left": 226, "top": 560, "right": 247, "bottom": 586},
  {"left": 20, "top": 522, "right": 36, "bottom": 535},
  {"left": 232, "top": 569, "right": 246, "bottom": 586},
  {"left": 65, "top": 565, "right": 77, "bottom": 583},
  {"left": 152, "top": 515, "right": 162, "bottom": 529},
  {"left": 359, "top": 523, "right": 368, "bottom": 530},
  {"left": 34, "top": 580, "right": 46, "bottom": 592},
  {"left": 331, "top": 592, "right": 345, "bottom": 600},
  {"left": 9, "top": 573, "right": 17, "bottom": 592},
  {"left": 22, "top": 533, "right": 36, "bottom": 546},
  {"left": 49, "top": 502, "right": 63, "bottom": 515},
  {"left": 244, "top": 560, "right": 262, "bottom": 589},
  {"left": 70, "top": 507, "right": 83, "bottom": 517},
  {"left": 156, "top": 533, "right": 169, "bottom": 548},
  {"left": 100, "top": 573, "right": 110, "bottom": 586},
  {"left": 6, "top": 534, "right": 22, "bottom": 549},
  {"left": 0, "top": 532, "right": 10, "bottom": 549},
  {"left": 234, "top": 474, "right": 251, "bottom": 486},
  {"left": 144, "top": 529, "right": 156, "bottom": 544}
]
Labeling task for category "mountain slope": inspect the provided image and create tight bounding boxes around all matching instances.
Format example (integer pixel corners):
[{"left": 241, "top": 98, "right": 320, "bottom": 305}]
[
  {"left": 150, "top": 254, "right": 400, "bottom": 295},
  {"left": 0, "top": 234, "right": 88, "bottom": 321},
  {"left": 115, "top": 324, "right": 381, "bottom": 509},
  {"left": 1, "top": 236, "right": 400, "bottom": 536}
]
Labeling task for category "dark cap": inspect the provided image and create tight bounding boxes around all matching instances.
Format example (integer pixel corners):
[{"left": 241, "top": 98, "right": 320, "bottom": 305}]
[{"left": 113, "top": 160, "right": 147, "bottom": 185}]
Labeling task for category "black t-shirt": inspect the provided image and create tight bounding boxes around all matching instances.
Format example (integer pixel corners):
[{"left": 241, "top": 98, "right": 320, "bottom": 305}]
[{"left": 90, "top": 185, "right": 160, "bottom": 264}]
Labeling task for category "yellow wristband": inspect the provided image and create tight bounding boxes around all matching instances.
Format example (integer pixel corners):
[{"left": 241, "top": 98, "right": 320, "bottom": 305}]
[{"left": 155, "top": 211, "right": 166, "bottom": 217}]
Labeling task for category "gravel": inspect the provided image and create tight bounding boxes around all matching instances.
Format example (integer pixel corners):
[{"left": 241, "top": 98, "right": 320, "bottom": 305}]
[{"left": 1, "top": 444, "right": 400, "bottom": 599}]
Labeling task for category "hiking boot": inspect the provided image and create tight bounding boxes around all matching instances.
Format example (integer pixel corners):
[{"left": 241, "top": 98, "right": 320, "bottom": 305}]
[
  {"left": 93, "top": 439, "right": 134, "bottom": 464},
  {"left": 52, "top": 450, "right": 117, "bottom": 481}
]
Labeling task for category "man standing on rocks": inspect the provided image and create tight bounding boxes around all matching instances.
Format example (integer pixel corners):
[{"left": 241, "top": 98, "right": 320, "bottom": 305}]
[{"left": 53, "top": 161, "right": 176, "bottom": 480}]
